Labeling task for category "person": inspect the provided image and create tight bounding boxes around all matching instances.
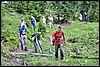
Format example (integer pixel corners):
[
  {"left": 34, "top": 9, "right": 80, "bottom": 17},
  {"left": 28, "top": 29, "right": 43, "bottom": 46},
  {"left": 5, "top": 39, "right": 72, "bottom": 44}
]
[
  {"left": 48, "top": 15, "right": 53, "bottom": 28},
  {"left": 57, "top": 12, "right": 60, "bottom": 23},
  {"left": 50, "top": 25, "right": 66, "bottom": 60},
  {"left": 79, "top": 13, "right": 82, "bottom": 22},
  {"left": 18, "top": 25, "right": 28, "bottom": 51},
  {"left": 18, "top": 18, "right": 27, "bottom": 30},
  {"left": 84, "top": 12, "right": 88, "bottom": 24},
  {"left": 31, "top": 32, "right": 44, "bottom": 53},
  {"left": 42, "top": 16, "right": 46, "bottom": 26},
  {"left": 31, "top": 16, "right": 36, "bottom": 31},
  {"left": 18, "top": 18, "right": 27, "bottom": 50}
]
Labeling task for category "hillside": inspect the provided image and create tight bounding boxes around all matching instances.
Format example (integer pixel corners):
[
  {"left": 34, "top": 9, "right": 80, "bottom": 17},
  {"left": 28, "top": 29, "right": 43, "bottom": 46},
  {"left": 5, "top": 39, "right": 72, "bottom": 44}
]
[{"left": 1, "top": 1, "right": 99, "bottom": 66}]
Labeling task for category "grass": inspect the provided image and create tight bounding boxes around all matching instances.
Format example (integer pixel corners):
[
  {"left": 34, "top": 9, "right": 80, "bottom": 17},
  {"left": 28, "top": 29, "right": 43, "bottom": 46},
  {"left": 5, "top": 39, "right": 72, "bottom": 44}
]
[{"left": 1, "top": 10, "right": 99, "bottom": 66}]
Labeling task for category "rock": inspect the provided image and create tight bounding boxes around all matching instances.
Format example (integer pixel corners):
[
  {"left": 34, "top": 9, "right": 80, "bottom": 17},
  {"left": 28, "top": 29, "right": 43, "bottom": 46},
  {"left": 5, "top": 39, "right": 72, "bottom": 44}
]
[
  {"left": 16, "top": 58, "right": 19, "bottom": 62},
  {"left": 10, "top": 13, "right": 15, "bottom": 16}
]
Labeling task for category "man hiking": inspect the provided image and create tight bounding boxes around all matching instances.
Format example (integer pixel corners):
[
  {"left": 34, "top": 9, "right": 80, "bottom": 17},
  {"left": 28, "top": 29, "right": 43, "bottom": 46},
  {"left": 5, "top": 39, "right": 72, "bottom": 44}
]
[
  {"left": 18, "top": 18, "right": 27, "bottom": 30},
  {"left": 50, "top": 25, "right": 66, "bottom": 60},
  {"left": 84, "top": 12, "right": 88, "bottom": 24},
  {"left": 42, "top": 16, "right": 46, "bottom": 26},
  {"left": 48, "top": 15, "right": 54, "bottom": 28},
  {"left": 31, "top": 16, "right": 36, "bottom": 31},
  {"left": 79, "top": 13, "right": 82, "bottom": 22},
  {"left": 18, "top": 25, "right": 28, "bottom": 51},
  {"left": 31, "top": 32, "right": 44, "bottom": 54}
]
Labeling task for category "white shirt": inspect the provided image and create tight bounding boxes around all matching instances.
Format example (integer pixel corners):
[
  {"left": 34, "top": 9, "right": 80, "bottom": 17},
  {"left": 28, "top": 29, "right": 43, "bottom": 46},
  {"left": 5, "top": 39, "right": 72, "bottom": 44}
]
[
  {"left": 42, "top": 18, "right": 46, "bottom": 23},
  {"left": 48, "top": 16, "right": 53, "bottom": 22},
  {"left": 19, "top": 21, "right": 26, "bottom": 28}
]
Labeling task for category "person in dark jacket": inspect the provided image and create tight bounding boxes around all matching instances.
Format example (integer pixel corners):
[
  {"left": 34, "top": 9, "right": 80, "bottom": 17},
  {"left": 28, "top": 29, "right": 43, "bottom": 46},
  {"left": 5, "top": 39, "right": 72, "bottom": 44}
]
[{"left": 31, "top": 32, "right": 44, "bottom": 53}]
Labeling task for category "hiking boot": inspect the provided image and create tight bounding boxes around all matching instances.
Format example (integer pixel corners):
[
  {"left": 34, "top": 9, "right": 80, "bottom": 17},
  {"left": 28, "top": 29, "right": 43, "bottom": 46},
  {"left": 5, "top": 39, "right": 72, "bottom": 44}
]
[
  {"left": 61, "top": 58, "right": 64, "bottom": 60},
  {"left": 25, "top": 47, "right": 28, "bottom": 51},
  {"left": 21, "top": 46, "right": 23, "bottom": 50}
]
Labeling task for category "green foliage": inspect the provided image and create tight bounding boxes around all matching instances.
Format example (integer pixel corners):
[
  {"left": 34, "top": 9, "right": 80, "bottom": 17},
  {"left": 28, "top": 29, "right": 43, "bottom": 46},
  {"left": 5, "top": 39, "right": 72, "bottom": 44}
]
[
  {"left": 2, "top": 1, "right": 99, "bottom": 22},
  {"left": 1, "top": 1, "right": 99, "bottom": 66},
  {"left": 38, "top": 22, "right": 46, "bottom": 37}
]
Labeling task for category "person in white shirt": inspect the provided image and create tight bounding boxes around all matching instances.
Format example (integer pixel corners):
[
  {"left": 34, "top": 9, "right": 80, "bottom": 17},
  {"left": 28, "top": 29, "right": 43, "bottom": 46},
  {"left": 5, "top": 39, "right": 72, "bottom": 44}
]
[
  {"left": 79, "top": 14, "right": 82, "bottom": 22},
  {"left": 18, "top": 18, "right": 27, "bottom": 30},
  {"left": 42, "top": 16, "right": 46, "bottom": 26},
  {"left": 48, "top": 15, "right": 53, "bottom": 28}
]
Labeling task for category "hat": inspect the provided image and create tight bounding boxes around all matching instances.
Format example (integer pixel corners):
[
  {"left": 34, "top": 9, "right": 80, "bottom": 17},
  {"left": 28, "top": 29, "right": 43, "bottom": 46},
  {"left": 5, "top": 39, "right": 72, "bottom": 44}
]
[
  {"left": 22, "top": 18, "right": 24, "bottom": 19},
  {"left": 58, "top": 25, "right": 62, "bottom": 29}
]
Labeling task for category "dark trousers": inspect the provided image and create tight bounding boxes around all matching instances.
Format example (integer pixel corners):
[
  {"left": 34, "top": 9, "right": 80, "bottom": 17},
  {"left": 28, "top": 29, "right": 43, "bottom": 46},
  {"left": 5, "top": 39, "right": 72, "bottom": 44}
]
[
  {"left": 55, "top": 43, "right": 64, "bottom": 59},
  {"left": 32, "top": 24, "right": 36, "bottom": 31},
  {"left": 34, "top": 40, "right": 42, "bottom": 53}
]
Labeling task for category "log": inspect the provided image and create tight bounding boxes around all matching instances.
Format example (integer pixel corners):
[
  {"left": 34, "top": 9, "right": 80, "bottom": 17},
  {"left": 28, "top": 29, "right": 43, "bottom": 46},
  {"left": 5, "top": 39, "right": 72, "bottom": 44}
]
[
  {"left": 71, "top": 55, "right": 99, "bottom": 59},
  {"left": 71, "top": 55, "right": 88, "bottom": 59},
  {"left": 10, "top": 52, "right": 54, "bottom": 57},
  {"left": 10, "top": 52, "right": 29, "bottom": 56},
  {"left": 31, "top": 53, "right": 54, "bottom": 56}
]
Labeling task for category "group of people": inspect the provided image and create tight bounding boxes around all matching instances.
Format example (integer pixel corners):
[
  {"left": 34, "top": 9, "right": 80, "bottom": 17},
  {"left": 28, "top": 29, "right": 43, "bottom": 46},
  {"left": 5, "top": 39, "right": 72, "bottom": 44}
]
[
  {"left": 79, "top": 12, "right": 88, "bottom": 24},
  {"left": 41, "top": 15, "right": 54, "bottom": 28},
  {"left": 18, "top": 15, "right": 66, "bottom": 60}
]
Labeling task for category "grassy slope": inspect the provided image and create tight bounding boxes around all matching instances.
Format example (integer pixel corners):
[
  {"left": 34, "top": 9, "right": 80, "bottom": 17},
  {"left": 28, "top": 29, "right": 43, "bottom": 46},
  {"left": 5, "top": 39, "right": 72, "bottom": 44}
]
[{"left": 1, "top": 12, "right": 99, "bottom": 66}]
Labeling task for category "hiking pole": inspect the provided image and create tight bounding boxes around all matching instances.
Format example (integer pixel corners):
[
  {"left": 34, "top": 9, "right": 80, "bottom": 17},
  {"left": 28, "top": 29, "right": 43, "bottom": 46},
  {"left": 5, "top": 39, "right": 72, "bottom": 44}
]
[{"left": 36, "top": 38, "right": 42, "bottom": 54}]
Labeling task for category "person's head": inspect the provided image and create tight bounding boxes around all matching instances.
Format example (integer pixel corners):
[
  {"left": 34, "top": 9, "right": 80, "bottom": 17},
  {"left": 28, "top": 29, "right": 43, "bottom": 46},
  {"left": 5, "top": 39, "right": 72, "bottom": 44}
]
[
  {"left": 31, "top": 16, "right": 34, "bottom": 19},
  {"left": 38, "top": 32, "right": 41, "bottom": 35},
  {"left": 49, "top": 15, "right": 52, "bottom": 17},
  {"left": 58, "top": 25, "right": 62, "bottom": 32},
  {"left": 42, "top": 16, "right": 45, "bottom": 18},
  {"left": 21, "top": 18, "right": 24, "bottom": 21}
]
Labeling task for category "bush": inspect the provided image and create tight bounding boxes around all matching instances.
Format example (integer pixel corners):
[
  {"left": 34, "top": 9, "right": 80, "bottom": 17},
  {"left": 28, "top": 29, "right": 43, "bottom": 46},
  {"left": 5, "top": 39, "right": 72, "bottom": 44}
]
[{"left": 38, "top": 22, "right": 46, "bottom": 37}]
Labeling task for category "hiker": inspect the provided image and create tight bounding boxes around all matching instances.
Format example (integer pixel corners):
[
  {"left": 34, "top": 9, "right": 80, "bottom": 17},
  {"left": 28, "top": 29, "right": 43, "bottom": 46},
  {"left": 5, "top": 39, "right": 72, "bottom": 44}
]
[
  {"left": 18, "top": 18, "right": 27, "bottom": 30},
  {"left": 50, "top": 25, "right": 66, "bottom": 60},
  {"left": 42, "top": 16, "right": 46, "bottom": 26},
  {"left": 57, "top": 12, "right": 60, "bottom": 23},
  {"left": 84, "top": 12, "right": 88, "bottom": 24},
  {"left": 48, "top": 15, "right": 53, "bottom": 28},
  {"left": 31, "top": 16, "right": 36, "bottom": 31},
  {"left": 31, "top": 32, "right": 44, "bottom": 53},
  {"left": 79, "top": 13, "right": 82, "bottom": 22},
  {"left": 18, "top": 25, "right": 28, "bottom": 51}
]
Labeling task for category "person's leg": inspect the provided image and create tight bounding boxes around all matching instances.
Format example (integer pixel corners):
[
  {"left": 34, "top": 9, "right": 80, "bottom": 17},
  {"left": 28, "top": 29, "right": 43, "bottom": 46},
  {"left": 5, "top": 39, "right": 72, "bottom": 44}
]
[
  {"left": 34, "top": 41, "right": 37, "bottom": 53},
  {"left": 20, "top": 38, "right": 23, "bottom": 50},
  {"left": 37, "top": 40, "right": 43, "bottom": 53},
  {"left": 21, "top": 35, "right": 24, "bottom": 50},
  {"left": 24, "top": 35, "right": 28, "bottom": 51},
  {"left": 49, "top": 22, "right": 51, "bottom": 28},
  {"left": 31, "top": 24, "right": 34, "bottom": 33},
  {"left": 60, "top": 43, "right": 64, "bottom": 60},
  {"left": 55, "top": 44, "right": 59, "bottom": 59},
  {"left": 33, "top": 24, "right": 36, "bottom": 31}
]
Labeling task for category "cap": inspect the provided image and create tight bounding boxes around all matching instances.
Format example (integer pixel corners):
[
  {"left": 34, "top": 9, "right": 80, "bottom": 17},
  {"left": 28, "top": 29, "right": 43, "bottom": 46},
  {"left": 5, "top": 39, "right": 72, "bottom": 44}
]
[
  {"left": 58, "top": 25, "right": 62, "bottom": 29},
  {"left": 22, "top": 18, "right": 24, "bottom": 19}
]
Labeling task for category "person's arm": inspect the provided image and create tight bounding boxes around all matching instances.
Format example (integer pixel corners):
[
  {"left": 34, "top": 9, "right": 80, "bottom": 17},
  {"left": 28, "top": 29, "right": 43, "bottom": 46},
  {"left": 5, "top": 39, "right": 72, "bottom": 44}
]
[
  {"left": 18, "top": 29, "right": 21, "bottom": 40},
  {"left": 40, "top": 35, "right": 45, "bottom": 42},
  {"left": 26, "top": 28, "right": 27, "bottom": 35},
  {"left": 35, "top": 35, "right": 38, "bottom": 44},
  {"left": 50, "top": 31, "right": 56, "bottom": 44},
  {"left": 35, "top": 19, "right": 36, "bottom": 25},
  {"left": 62, "top": 32, "right": 66, "bottom": 44},
  {"left": 18, "top": 21, "right": 20, "bottom": 29}
]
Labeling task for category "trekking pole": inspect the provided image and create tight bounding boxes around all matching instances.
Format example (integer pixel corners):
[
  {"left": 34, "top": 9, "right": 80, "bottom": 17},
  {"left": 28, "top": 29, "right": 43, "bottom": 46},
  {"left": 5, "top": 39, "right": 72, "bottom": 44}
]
[
  {"left": 36, "top": 38, "right": 42, "bottom": 54},
  {"left": 36, "top": 41, "right": 42, "bottom": 53}
]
